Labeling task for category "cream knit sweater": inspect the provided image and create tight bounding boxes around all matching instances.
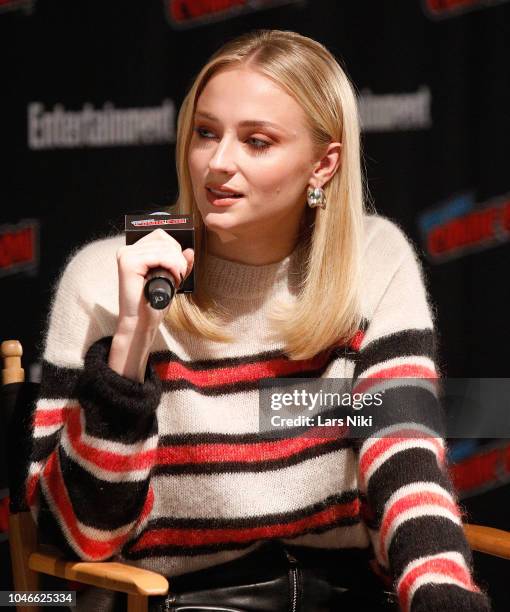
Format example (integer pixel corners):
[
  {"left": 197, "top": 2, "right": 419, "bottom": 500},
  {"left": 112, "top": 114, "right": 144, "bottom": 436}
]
[{"left": 27, "top": 214, "right": 489, "bottom": 611}]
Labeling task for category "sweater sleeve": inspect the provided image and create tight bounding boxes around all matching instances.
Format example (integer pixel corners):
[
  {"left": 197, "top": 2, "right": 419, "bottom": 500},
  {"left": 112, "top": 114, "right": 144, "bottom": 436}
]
[
  {"left": 26, "top": 242, "right": 162, "bottom": 561},
  {"left": 353, "top": 225, "right": 490, "bottom": 612}
]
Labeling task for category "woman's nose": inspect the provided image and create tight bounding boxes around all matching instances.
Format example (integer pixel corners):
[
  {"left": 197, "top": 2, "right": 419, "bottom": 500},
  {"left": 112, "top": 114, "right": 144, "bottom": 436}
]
[{"left": 208, "top": 137, "right": 237, "bottom": 174}]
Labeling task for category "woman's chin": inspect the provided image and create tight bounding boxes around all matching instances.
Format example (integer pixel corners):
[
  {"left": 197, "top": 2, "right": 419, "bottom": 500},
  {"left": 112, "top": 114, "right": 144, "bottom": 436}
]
[
  {"left": 201, "top": 208, "right": 259, "bottom": 239},
  {"left": 203, "top": 215, "right": 257, "bottom": 245},
  {"left": 203, "top": 211, "right": 241, "bottom": 230}
]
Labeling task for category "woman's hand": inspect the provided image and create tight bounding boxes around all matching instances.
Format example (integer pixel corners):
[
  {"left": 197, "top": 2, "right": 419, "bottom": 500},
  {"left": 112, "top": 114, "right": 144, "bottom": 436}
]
[
  {"left": 116, "top": 228, "right": 194, "bottom": 332},
  {"left": 109, "top": 229, "right": 194, "bottom": 381}
]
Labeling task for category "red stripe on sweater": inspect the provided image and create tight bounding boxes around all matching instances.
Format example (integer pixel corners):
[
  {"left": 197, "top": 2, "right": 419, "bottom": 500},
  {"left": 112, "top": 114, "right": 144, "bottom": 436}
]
[
  {"left": 42, "top": 451, "right": 136, "bottom": 559},
  {"left": 130, "top": 498, "right": 360, "bottom": 552},
  {"left": 154, "top": 351, "right": 333, "bottom": 387},
  {"left": 34, "top": 407, "right": 70, "bottom": 427},
  {"left": 359, "top": 430, "right": 445, "bottom": 488},
  {"left": 66, "top": 407, "right": 156, "bottom": 473},
  {"left": 349, "top": 330, "right": 365, "bottom": 352},
  {"left": 380, "top": 491, "right": 460, "bottom": 562},
  {"left": 158, "top": 433, "right": 344, "bottom": 466},
  {"left": 399, "top": 557, "right": 476, "bottom": 612},
  {"left": 26, "top": 473, "right": 39, "bottom": 508},
  {"left": 353, "top": 364, "right": 437, "bottom": 395},
  {"left": 139, "top": 485, "right": 154, "bottom": 524},
  {"left": 67, "top": 406, "right": 343, "bottom": 471},
  {"left": 33, "top": 409, "right": 343, "bottom": 476}
]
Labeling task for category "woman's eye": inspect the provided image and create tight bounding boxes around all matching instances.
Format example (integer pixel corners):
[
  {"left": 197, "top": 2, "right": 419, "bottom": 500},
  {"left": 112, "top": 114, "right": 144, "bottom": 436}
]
[
  {"left": 193, "top": 127, "right": 271, "bottom": 152},
  {"left": 194, "top": 127, "right": 215, "bottom": 139},
  {"left": 246, "top": 137, "right": 271, "bottom": 151}
]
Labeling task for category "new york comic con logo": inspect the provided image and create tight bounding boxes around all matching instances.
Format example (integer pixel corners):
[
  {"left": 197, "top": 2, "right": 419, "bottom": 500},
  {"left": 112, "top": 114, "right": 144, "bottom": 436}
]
[
  {"left": 423, "top": 0, "right": 509, "bottom": 19},
  {"left": 0, "top": 219, "right": 39, "bottom": 278},
  {"left": 131, "top": 218, "right": 187, "bottom": 227},
  {"left": 418, "top": 191, "right": 510, "bottom": 262},
  {"left": 165, "top": 0, "right": 305, "bottom": 29}
]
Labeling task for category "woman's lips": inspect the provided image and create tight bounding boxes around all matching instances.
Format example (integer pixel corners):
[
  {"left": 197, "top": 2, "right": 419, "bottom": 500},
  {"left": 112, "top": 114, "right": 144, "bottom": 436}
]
[{"left": 205, "top": 187, "right": 243, "bottom": 207}]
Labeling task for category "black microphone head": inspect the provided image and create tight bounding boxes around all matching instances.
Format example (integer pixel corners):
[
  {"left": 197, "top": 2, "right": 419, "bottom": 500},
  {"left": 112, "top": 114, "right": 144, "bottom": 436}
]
[{"left": 144, "top": 276, "right": 175, "bottom": 310}]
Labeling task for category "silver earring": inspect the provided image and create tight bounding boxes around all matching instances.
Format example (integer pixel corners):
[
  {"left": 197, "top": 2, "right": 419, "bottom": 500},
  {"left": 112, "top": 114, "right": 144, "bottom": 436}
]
[{"left": 307, "top": 186, "right": 326, "bottom": 210}]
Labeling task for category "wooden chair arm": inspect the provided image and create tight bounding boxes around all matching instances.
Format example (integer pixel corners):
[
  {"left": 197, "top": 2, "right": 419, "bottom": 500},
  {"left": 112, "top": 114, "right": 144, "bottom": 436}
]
[
  {"left": 29, "top": 552, "right": 169, "bottom": 596},
  {"left": 464, "top": 523, "right": 510, "bottom": 560}
]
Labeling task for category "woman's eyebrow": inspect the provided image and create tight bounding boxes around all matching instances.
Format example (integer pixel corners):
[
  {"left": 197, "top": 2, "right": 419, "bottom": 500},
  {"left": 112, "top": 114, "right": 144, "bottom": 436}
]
[{"left": 194, "top": 110, "right": 289, "bottom": 134}]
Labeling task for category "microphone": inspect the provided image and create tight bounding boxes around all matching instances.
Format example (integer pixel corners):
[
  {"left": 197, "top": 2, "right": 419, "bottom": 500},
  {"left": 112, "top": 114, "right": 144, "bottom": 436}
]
[
  {"left": 125, "top": 211, "right": 195, "bottom": 311},
  {"left": 144, "top": 268, "right": 176, "bottom": 310}
]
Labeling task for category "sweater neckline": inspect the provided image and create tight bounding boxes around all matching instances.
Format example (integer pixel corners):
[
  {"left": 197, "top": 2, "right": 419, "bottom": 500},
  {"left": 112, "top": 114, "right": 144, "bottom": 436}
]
[{"left": 202, "top": 245, "right": 303, "bottom": 300}]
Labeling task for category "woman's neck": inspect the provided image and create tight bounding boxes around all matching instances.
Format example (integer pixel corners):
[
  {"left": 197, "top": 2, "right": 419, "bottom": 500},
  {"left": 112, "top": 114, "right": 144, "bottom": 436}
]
[
  {"left": 202, "top": 243, "right": 302, "bottom": 301},
  {"left": 205, "top": 229, "right": 299, "bottom": 265}
]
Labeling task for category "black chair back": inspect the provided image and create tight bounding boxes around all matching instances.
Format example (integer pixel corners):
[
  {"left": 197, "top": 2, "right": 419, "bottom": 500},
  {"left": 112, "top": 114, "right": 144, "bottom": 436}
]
[{"left": 1, "top": 380, "right": 39, "bottom": 513}]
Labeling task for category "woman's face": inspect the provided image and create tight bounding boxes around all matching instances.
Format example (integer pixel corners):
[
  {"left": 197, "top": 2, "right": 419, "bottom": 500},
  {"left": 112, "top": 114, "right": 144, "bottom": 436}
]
[{"left": 188, "top": 66, "right": 324, "bottom": 257}]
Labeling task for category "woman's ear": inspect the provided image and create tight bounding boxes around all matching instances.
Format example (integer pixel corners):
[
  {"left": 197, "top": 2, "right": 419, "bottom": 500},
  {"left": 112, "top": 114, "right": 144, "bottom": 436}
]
[{"left": 309, "top": 142, "right": 342, "bottom": 188}]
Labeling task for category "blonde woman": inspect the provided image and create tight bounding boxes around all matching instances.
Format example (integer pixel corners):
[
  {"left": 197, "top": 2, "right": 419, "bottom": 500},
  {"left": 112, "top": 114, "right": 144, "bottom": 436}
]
[{"left": 28, "top": 30, "right": 490, "bottom": 611}]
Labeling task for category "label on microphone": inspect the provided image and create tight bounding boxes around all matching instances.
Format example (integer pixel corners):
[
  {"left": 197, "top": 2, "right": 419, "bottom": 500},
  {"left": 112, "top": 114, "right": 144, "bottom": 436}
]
[{"left": 125, "top": 211, "right": 194, "bottom": 293}]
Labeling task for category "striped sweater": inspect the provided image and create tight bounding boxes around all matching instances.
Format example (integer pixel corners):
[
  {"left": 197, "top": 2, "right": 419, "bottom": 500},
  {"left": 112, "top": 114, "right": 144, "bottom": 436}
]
[{"left": 27, "top": 214, "right": 490, "bottom": 611}]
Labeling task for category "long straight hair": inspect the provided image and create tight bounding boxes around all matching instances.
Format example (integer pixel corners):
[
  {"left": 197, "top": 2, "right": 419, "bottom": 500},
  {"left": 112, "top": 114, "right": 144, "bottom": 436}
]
[{"left": 165, "top": 29, "right": 370, "bottom": 360}]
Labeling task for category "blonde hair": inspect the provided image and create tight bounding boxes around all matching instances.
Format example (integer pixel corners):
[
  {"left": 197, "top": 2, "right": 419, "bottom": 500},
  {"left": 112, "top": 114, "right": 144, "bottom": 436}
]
[{"left": 165, "top": 29, "right": 370, "bottom": 360}]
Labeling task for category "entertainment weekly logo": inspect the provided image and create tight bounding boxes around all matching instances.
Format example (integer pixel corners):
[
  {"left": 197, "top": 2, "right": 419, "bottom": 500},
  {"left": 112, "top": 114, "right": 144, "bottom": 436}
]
[
  {"left": 423, "top": 0, "right": 509, "bottom": 19},
  {"left": 165, "top": 0, "right": 305, "bottom": 29},
  {"left": 28, "top": 101, "right": 176, "bottom": 150},
  {"left": 358, "top": 87, "right": 432, "bottom": 132},
  {"left": 418, "top": 191, "right": 510, "bottom": 262}
]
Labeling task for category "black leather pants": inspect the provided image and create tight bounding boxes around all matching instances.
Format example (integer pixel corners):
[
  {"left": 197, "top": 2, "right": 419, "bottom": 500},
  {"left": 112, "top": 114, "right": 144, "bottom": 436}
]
[{"left": 148, "top": 542, "right": 398, "bottom": 612}]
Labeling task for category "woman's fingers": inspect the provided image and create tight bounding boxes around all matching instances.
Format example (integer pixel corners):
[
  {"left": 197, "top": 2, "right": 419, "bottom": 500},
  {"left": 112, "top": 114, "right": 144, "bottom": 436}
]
[
  {"left": 118, "top": 231, "right": 191, "bottom": 281},
  {"left": 181, "top": 248, "right": 195, "bottom": 285}
]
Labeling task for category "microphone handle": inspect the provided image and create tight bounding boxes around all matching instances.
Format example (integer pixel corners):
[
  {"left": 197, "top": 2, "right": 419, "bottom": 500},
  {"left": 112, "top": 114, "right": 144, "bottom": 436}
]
[{"left": 144, "top": 268, "right": 176, "bottom": 310}]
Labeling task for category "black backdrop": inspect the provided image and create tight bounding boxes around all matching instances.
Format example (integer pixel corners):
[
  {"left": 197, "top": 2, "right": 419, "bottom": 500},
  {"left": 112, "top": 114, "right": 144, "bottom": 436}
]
[{"left": 1, "top": 0, "right": 509, "bottom": 608}]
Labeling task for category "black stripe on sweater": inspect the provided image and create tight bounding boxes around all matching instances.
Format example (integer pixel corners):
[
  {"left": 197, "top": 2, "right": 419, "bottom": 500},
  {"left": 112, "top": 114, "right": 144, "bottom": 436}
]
[
  {"left": 353, "top": 385, "right": 445, "bottom": 444},
  {"left": 125, "top": 518, "right": 362, "bottom": 558},
  {"left": 151, "top": 340, "right": 357, "bottom": 371},
  {"left": 38, "top": 361, "right": 81, "bottom": 399},
  {"left": 80, "top": 401, "right": 158, "bottom": 445},
  {"left": 36, "top": 493, "right": 82, "bottom": 560},
  {"left": 388, "top": 516, "right": 473, "bottom": 580},
  {"left": 159, "top": 427, "right": 345, "bottom": 445},
  {"left": 58, "top": 445, "right": 152, "bottom": 530},
  {"left": 353, "top": 328, "right": 436, "bottom": 381},
  {"left": 153, "top": 437, "right": 351, "bottom": 475},
  {"left": 125, "top": 517, "right": 362, "bottom": 559},
  {"left": 410, "top": 575, "right": 490, "bottom": 611},
  {"left": 31, "top": 431, "right": 61, "bottom": 464},
  {"left": 366, "top": 448, "right": 456, "bottom": 525},
  {"left": 76, "top": 337, "right": 161, "bottom": 443}
]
